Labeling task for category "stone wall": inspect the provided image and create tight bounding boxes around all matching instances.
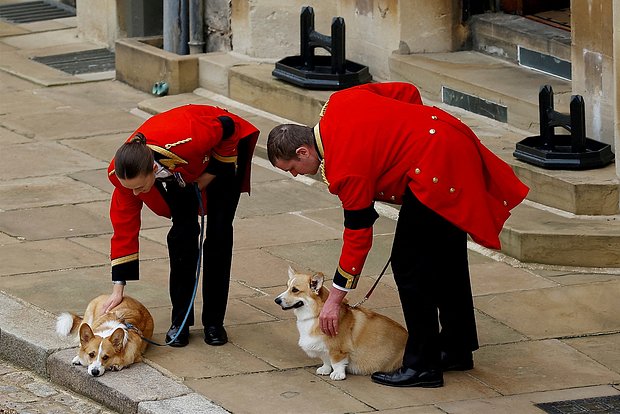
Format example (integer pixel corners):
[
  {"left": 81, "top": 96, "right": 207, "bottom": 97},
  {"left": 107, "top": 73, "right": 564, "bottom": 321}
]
[
  {"left": 230, "top": 0, "right": 460, "bottom": 80},
  {"left": 571, "top": 0, "right": 615, "bottom": 149}
]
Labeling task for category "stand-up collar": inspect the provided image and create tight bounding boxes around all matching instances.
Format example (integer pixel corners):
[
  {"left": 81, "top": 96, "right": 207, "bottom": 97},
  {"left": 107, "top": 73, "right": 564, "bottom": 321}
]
[{"left": 313, "top": 123, "right": 325, "bottom": 161}]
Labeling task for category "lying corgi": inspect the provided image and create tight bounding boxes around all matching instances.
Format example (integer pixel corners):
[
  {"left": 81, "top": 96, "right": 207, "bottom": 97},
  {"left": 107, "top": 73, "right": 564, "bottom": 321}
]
[
  {"left": 275, "top": 267, "right": 408, "bottom": 380},
  {"left": 56, "top": 294, "right": 154, "bottom": 377}
]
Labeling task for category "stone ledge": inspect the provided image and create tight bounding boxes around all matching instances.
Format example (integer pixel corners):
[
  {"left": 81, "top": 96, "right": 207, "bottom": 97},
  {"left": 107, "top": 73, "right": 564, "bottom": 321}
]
[
  {"left": 115, "top": 36, "right": 200, "bottom": 95},
  {"left": 0, "top": 292, "right": 74, "bottom": 377}
]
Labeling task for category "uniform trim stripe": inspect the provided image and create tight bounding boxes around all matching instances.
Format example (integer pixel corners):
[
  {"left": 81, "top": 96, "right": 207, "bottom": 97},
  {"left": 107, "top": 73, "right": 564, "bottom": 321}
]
[
  {"left": 335, "top": 265, "right": 360, "bottom": 289},
  {"left": 111, "top": 253, "right": 138, "bottom": 267},
  {"left": 212, "top": 152, "right": 237, "bottom": 163}
]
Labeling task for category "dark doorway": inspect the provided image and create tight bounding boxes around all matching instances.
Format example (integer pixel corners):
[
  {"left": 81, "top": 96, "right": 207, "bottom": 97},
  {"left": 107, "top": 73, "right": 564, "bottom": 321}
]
[{"left": 462, "top": 0, "right": 570, "bottom": 30}]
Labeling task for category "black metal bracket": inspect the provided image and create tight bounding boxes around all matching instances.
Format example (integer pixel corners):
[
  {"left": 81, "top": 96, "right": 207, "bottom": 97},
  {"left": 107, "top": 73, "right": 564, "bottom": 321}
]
[
  {"left": 513, "top": 85, "right": 614, "bottom": 170},
  {"left": 272, "top": 6, "right": 372, "bottom": 90}
]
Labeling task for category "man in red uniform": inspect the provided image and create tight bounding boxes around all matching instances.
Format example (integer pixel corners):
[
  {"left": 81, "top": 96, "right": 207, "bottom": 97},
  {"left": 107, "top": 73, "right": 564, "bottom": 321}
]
[
  {"left": 104, "top": 104, "right": 259, "bottom": 347},
  {"left": 267, "top": 82, "right": 528, "bottom": 387}
]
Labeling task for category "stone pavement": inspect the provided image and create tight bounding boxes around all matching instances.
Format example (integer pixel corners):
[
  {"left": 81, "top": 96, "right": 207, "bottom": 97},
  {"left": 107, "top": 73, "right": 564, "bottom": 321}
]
[{"left": 1, "top": 13, "right": 619, "bottom": 414}]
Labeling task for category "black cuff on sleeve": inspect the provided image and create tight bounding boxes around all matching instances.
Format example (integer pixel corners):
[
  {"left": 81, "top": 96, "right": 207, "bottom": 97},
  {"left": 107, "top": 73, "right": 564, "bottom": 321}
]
[
  {"left": 343, "top": 203, "right": 379, "bottom": 230},
  {"left": 333, "top": 267, "right": 360, "bottom": 290},
  {"left": 218, "top": 116, "right": 235, "bottom": 140},
  {"left": 112, "top": 260, "right": 139, "bottom": 281}
]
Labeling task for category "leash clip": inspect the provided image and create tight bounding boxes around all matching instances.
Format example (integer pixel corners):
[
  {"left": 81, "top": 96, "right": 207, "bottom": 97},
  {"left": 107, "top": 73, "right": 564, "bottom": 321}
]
[{"left": 173, "top": 172, "right": 186, "bottom": 188}]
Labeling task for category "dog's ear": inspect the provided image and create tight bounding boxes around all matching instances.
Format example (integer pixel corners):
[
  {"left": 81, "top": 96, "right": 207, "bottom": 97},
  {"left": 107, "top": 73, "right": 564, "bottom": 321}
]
[
  {"left": 110, "top": 328, "right": 125, "bottom": 353},
  {"left": 310, "top": 272, "right": 324, "bottom": 294},
  {"left": 287, "top": 265, "right": 296, "bottom": 280},
  {"left": 79, "top": 323, "right": 95, "bottom": 344}
]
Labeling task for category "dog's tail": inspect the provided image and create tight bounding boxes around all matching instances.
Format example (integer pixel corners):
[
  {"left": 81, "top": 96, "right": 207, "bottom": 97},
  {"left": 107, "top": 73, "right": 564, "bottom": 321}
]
[{"left": 56, "top": 312, "right": 82, "bottom": 337}]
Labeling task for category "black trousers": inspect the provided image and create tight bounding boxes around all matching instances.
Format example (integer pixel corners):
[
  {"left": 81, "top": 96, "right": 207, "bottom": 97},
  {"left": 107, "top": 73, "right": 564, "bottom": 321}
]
[
  {"left": 390, "top": 188, "right": 479, "bottom": 371},
  {"left": 159, "top": 172, "right": 241, "bottom": 328}
]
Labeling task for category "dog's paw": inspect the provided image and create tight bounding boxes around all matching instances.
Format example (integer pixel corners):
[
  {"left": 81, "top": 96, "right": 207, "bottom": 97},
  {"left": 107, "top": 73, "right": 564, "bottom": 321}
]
[
  {"left": 316, "top": 365, "right": 332, "bottom": 375},
  {"left": 71, "top": 356, "right": 82, "bottom": 366},
  {"left": 330, "top": 371, "right": 346, "bottom": 380}
]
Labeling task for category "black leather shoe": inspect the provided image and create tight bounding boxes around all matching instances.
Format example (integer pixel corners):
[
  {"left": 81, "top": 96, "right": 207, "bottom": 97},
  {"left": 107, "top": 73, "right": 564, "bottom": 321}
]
[
  {"left": 371, "top": 367, "right": 443, "bottom": 388},
  {"left": 204, "top": 325, "right": 228, "bottom": 346},
  {"left": 441, "top": 351, "right": 474, "bottom": 371},
  {"left": 165, "top": 325, "right": 189, "bottom": 347}
]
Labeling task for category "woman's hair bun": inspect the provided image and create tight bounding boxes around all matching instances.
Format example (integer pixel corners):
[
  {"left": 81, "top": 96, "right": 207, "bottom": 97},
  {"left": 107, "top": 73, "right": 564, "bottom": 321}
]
[{"left": 130, "top": 133, "right": 146, "bottom": 145}]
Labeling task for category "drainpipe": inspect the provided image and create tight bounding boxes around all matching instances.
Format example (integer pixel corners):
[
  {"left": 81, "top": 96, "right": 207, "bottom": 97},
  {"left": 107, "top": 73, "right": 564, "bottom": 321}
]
[
  {"left": 163, "top": 0, "right": 189, "bottom": 55},
  {"left": 188, "top": 0, "right": 205, "bottom": 54}
]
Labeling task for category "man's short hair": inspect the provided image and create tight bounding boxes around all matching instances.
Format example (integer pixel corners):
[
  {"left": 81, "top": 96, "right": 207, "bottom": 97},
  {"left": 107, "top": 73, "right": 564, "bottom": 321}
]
[{"left": 267, "top": 124, "right": 314, "bottom": 165}]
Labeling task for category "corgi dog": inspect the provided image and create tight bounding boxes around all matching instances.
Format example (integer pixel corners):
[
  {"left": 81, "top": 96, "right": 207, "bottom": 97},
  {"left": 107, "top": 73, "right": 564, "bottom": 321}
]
[
  {"left": 275, "top": 267, "right": 408, "bottom": 380},
  {"left": 56, "top": 294, "right": 154, "bottom": 377}
]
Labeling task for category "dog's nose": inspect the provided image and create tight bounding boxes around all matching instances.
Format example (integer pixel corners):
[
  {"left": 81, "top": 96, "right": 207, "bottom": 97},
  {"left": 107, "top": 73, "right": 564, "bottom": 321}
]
[
  {"left": 274, "top": 297, "right": 282, "bottom": 305},
  {"left": 90, "top": 368, "right": 100, "bottom": 376}
]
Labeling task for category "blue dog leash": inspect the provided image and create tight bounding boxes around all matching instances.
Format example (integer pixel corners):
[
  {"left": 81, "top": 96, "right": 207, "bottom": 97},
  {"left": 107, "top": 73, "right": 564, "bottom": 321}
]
[{"left": 136, "top": 183, "right": 205, "bottom": 347}]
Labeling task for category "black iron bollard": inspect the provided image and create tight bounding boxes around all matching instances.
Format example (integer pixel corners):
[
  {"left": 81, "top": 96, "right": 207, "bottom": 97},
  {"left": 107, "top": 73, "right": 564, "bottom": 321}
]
[
  {"left": 272, "top": 6, "right": 371, "bottom": 90},
  {"left": 513, "top": 85, "right": 614, "bottom": 170}
]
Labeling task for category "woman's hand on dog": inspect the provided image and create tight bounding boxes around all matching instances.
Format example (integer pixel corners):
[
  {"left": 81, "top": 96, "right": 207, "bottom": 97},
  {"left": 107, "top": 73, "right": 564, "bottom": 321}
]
[
  {"left": 103, "top": 284, "right": 125, "bottom": 314},
  {"left": 320, "top": 289, "right": 347, "bottom": 336}
]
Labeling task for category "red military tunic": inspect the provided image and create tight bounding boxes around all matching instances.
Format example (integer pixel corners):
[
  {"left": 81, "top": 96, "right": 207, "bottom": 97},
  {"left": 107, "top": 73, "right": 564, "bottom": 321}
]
[
  {"left": 108, "top": 104, "right": 259, "bottom": 280},
  {"left": 314, "top": 82, "right": 529, "bottom": 290}
]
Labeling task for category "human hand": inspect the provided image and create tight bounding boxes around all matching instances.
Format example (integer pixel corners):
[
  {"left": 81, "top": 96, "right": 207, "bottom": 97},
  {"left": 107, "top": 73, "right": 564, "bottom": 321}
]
[
  {"left": 102, "top": 284, "right": 124, "bottom": 314},
  {"left": 319, "top": 288, "right": 347, "bottom": 336},
  {"left": 196, "top": 172, "right": 216, "bottom": 191}
]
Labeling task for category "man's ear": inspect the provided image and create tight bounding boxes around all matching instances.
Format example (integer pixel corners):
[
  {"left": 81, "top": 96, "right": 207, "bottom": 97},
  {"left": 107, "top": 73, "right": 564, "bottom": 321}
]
[{"left": 295, "top": 146, "right": 309, "bottom": 158}]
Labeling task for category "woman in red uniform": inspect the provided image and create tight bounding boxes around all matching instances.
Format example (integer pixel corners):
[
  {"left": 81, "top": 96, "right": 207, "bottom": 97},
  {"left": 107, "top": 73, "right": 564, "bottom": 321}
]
[
  {"left": 267, "top": 82, "right": 528, "bottom": 387},
  {"left": 104, "top": 104, "right": 259, "bottom": 347}
]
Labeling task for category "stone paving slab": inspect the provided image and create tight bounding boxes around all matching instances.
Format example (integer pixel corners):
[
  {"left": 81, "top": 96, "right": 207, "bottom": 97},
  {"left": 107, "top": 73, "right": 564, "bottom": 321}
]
[
  {"left": 186, "top": 369, "right": 372, "bottom": 414},
  {"left": 138, "top": 393, "right": 228, "bottom": 414},
  {"left": 0, "top": 108, "right": 142, "bottom": 140},
  {"left": 0, "top": 141, "right": 107, "bottom": 181},
  {"left": 0, "top": 204, "right": 111, "bottom": 240},
  {"left": 436, "top": 385, "right": 620, "bottom": 414},
  {"left": 0, "top": 175, "right": 109, "bottom": 211},
  {"left": 471, "top": 339, "right": 620, "bottom": 395},
  {"left": 475, "top": 280, "right": 620, "bottom": 339},
  {"left": 0, "top": 239, "right": 108, "bottom": 276}
]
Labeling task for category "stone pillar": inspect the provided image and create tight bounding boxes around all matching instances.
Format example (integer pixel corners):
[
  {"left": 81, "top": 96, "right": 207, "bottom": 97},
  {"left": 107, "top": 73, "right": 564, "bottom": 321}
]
[
  {"left": 76, "top": 0, "right": 119, "bottom": 48},
  {"left": 399, "top": 0, "right": 465, "bottom": 54},
  {"left": 571, "top": 0, "right": 615, "bottom": 150},
  {"left": 614, "top": 1, "right": 620, "bottom": 178}
]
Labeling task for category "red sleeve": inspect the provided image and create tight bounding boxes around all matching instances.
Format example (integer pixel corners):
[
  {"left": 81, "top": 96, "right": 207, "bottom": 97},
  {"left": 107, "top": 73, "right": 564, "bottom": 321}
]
[
  {"left": 329, "top": 176, "right": 376, "bottom": 290},
  {"left": 109, "top": 184, "right": 143, "bottom": 281}
]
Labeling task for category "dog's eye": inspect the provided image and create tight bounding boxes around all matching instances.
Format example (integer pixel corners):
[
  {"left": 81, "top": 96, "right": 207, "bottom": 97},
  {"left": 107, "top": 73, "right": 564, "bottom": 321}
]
[
  {"left": 291, "top": 287, "right": 299, "bottom": 293},
  {"left": 102, "top": 355, "right": 109, "bottom": 361},
  {"left": 88, "top": 352, "right": 95, "bottom": 358}
]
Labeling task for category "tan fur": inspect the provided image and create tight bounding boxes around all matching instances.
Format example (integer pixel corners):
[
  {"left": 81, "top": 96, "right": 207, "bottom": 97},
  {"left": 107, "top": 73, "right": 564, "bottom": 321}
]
[
  {"left": 275, "top": 268, "right": 408, "bottom": 380},
  {"left": 56, "top": 295, "right": 154, "bottom": 376}
]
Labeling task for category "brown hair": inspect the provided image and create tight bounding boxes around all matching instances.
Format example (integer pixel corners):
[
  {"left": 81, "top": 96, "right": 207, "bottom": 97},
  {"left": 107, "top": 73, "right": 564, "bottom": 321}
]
[
  {"left": 114, "top": 133, "right": 154, "bottom": 179},
  {"left": 267, "top": 124, "right": 314, "bottom": 165}
]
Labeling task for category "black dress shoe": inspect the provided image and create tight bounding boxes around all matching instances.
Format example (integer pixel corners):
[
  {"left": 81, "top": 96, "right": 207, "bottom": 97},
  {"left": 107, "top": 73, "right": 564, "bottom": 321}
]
[
  {"left": 371, "top": 367, "right": 443, "bottom": 388},
  {"left": 204, "top": 325, "right": 228, "bottom": 346},
  {"left": 165, "top": 324, "right": 189, "bottom": 347},
  {"left": 441, "top": 351, "right": 474, "bottom": 371}
]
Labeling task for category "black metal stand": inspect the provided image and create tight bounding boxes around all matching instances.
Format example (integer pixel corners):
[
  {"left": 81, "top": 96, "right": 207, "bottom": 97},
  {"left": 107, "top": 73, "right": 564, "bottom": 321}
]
[
  {"left": 272, "top": 6, "right": 372, "bottom": 90},
  {"left": 514, "top": 85, "right": 614, "bottom": 170}
]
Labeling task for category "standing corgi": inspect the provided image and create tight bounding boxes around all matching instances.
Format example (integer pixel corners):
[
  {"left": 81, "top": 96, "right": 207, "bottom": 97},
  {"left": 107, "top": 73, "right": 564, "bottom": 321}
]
[
  {"left": 275, "top": 267, "right": 407, "bottom": 380},
  {"left": 56, "top": 295, "right": 154, "bottom": 377}
]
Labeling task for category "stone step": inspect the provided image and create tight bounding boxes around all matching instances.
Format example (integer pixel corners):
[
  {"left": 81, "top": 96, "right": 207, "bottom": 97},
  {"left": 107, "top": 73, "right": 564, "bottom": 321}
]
[
  {"left": 501, "top": 203, "right": 619, "bottom": 268},
  {"left": 388, "top": 50, "right": 572, "bottom": 134},
  {"left": 194, "top": 53, "right": 619, "bottom": 268},
  {"left": 470, "top": 13, "right": 571, "bottom": 79}
]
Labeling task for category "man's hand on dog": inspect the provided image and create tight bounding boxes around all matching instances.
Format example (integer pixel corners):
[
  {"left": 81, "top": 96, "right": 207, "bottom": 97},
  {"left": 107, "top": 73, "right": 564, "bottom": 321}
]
[
  {"left": 320, "top": 288, "right": 347, "bottom": 336},
  {"left": 103, "top": 284, "right": 125, "bottom": 313}
]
